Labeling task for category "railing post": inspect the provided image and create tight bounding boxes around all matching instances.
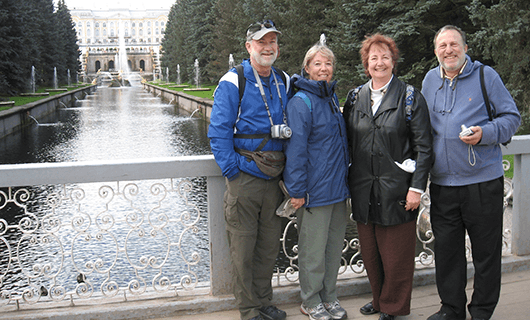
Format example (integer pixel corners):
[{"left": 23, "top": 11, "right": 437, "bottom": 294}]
[
  {"left": 207, "top": 175, "right": 233, "bottom": 295},
  {"left": 512, "top": 153, "right": 530, "bottom": 256}
]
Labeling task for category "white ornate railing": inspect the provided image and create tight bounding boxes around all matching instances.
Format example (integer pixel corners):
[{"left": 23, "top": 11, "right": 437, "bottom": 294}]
[
  {"left": 1, "top": 135, "right": 530, "bottom": 311},
  {"left": 273, "top": 169, "right": 514, "bottom": 285}
]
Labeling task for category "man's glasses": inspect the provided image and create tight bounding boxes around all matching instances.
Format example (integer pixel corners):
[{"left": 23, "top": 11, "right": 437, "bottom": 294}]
[{"left": 247, "top": 20, "right": 276, "bottom": 34}]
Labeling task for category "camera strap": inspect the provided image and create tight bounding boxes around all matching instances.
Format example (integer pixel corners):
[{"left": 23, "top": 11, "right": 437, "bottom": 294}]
[{"left": 252, "top": 66, "right": 287, "bottom": 126}]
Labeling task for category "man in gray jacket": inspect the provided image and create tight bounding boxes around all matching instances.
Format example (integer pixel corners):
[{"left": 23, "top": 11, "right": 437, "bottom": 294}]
[{"left": 421, "top": 25, "right": 520, "bottom": 320}]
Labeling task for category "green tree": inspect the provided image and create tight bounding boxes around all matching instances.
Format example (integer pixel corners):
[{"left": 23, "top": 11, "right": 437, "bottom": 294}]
[
  {"left": 0, "top": 0, "right": 30, "bottom": 95},
  {"left": 468, "top": 0, "right": 530, "bottom": 118},
  {"left": 208, "top": 0, "right": 248, "bottom": 82},
  {"left": 326, "top": 0, "right": 481, "bottom": 97},
  {"left": 32, "top": 0, "right": 62, "bottom": 87},
  {"left": 161, "top": 0, "right": 216, "bottom": 85},
  {"left": 55, "top": 0, "right": 80, "bottom": 84}
]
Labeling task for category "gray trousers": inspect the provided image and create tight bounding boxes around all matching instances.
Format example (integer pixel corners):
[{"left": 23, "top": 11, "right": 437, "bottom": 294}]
[
  {"left": 224, "top": 172, "right": 284, "bottom": 320},
  {"left": 297, "top": 200, "right": 348, "bottom": 307}
]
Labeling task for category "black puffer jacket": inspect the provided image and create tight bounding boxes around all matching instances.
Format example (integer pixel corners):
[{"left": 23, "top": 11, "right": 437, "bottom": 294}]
[{"left": 343, "top": 77, "right": 432, "bottom": 226}]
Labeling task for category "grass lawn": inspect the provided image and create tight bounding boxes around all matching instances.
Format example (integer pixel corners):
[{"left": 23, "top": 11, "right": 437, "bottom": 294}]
[
  {"left": 504, "top": 154, "right": 514, "bottom": 179},
  {"left": 148, "top": 81, "right": 216, "bottom": 100},
  {"left": 0, "top": 84, "right": 92, "bottom": 109}
]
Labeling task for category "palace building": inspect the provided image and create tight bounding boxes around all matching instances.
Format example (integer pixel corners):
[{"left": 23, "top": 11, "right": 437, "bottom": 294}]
[{"left": 70, "top": 7, "right": 169, "bottom": 79}]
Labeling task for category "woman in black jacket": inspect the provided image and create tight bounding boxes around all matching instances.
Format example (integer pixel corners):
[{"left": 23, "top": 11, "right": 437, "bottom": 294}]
[{"left": 343, "top": 34, "right": 432, "bottom": 320}]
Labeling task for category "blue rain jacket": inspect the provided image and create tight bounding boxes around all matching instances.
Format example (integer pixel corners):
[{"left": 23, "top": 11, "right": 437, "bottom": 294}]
[
  {"left": 283, "top": 75, "right": 350, "bottom": 207},
  {"left": 208, "top": 59, "right": 291, "bottom": 180}
]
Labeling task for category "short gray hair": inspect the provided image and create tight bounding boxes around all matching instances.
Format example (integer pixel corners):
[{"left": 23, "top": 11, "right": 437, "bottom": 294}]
[
  {"left": 302, "top": 44, "right": 335, "bottom": 72},
  {"left": 433, "top": 25, "right": 467, "bottom": 48}
]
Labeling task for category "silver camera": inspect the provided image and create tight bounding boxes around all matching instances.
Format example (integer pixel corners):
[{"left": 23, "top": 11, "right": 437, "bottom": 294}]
[
  {"left": 459, "top": 124, "right": 474, "bottom": 137},
  {"left": 271, "top": 124, "right": 292, "bottom": 139}
]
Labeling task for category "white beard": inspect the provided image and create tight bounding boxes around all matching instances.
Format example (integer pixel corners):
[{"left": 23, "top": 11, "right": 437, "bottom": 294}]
[{"left": 252, "top": 50, "right": 277, "bottom": 67}]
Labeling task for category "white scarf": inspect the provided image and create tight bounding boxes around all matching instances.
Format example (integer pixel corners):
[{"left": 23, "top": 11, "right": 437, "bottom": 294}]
[{"left": 369, "top": 75, "right": 393, "bottom": 115}]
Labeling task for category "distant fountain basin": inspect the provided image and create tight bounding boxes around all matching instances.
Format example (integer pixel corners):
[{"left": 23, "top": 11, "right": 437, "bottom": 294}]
[
  {"left": 169, "top": 84, "right": 189, "bottom": 88},
  {"left": 183, "top": 88, "right": 211, "bottom": 91},
  {"left": 0, "top": 101, "right": 15, "bottom": 107},
  {"left": 20, "top": 92, "right": 50, "bottom": 97},
  {"left": 45, "top": 88, "right": 68, "bottom": 92}
]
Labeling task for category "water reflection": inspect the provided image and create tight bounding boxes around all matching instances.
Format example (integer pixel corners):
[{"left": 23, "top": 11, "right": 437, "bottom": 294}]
[
  {"left": 1, "top": 87, "right": 210, "bottom": 165},
  {"left": 0, "top": 86, "right": 212, "bottom": 301}
]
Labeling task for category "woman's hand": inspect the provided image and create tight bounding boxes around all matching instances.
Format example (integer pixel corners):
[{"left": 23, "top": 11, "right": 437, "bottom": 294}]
[
  {"left": 405, "top": 190, "right": 421, "bottom": 211},
  {"left": 290, "top": 198, "right": 305, "bottom": 210}
]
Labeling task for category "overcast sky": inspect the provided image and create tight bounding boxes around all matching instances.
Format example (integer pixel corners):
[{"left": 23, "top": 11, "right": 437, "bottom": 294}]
[{"left": 57, "top": 0, "right": 176, "bottom": 10}]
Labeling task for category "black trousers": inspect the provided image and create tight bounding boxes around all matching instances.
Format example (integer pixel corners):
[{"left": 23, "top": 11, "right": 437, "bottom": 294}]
[{"left": 430, "top": 177, "right": 504, "bottom": 320}]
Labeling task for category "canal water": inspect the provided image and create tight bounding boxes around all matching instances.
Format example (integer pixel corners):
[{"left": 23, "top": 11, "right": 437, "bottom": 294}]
[
  {"left": 0, "top": 86, "right": 211, "bottom": 164},
  {"left": 0, "top": 85, "right": 214, "bottom": 298}
]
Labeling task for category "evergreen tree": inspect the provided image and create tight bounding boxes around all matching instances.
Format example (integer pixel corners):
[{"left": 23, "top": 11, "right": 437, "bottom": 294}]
[
  {"left": 468, "top": 0, "right": 530, "bottom": 122},
  {"left": 56, "top": 0, "right": 80, "bottom": 84},
  {"left": 161, "top": 0, "right": 194, "bottom": 84},
  {"left": 0, "top": 0, "right": 29, "bottom": 95},
  {"left": 207, "top": 0, "right": 248, "bottom": 82},
  {"left": 32, "top": 0, "right": 62, "bottom": 87},
  {"left": 326, "top": 0, "right": 481, "bottom": 97},
  {"left": 273, "top": 0, "right": 335, "bottom": 76}
]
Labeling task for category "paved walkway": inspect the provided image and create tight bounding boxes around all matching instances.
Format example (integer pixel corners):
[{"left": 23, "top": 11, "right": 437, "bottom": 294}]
[
  {"left": 1, "top": 266, "right": 528, "bottom": 320},
  {"left": 158, "top": 268, "right": 530, "bottom": 320}
]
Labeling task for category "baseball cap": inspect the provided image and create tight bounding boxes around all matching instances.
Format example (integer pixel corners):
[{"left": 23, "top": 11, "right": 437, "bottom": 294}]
[{"left": 246, "top": 20, "right": 281, "bottom": 41}]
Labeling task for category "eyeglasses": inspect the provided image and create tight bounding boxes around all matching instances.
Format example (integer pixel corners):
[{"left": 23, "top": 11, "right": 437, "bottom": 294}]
[{"left": 247, "top": 20, "right": 276, "bottom": 34}]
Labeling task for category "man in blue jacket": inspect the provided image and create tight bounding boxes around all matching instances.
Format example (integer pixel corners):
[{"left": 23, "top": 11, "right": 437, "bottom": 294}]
[
  {"left": 421, "top": 25, "right": 520, "bottom": 320},
  {"left": 208, "top": 20, "right": 291, "bottom": 320}
]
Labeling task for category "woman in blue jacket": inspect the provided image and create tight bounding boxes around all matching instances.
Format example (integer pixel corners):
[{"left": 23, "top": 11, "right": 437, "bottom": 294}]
[{"left": 284, "top": 41, "right": 350, "bottom": 320}]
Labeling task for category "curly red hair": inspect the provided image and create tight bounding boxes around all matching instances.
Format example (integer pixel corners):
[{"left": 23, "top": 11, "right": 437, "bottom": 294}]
[{"left": 360, "top": 33, "right": 400, "bottom": 78}]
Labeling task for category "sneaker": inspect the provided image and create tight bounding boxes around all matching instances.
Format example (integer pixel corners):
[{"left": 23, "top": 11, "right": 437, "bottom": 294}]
[
  {"left": 260, "top": 305, "right": 287, "bottom": 320},
  {"left": 323, "top": 300, "right": 347, "bottom": 319},
  {"left": 249, "top": 315, "right": 265, "bottom": 320},
  {"left": 300, "top": 303, "right": 333, "bottom": 320}
]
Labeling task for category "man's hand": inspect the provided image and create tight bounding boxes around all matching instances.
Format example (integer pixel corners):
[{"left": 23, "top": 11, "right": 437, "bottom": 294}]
[
  {"left": 290, "top": 198, "right": 305, "bottom": 210},
  {"left": 460, "top": 126, "right": 482, "bottom": 145}
]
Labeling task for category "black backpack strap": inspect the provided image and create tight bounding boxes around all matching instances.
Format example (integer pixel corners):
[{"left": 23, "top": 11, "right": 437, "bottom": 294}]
[
  {"left": 235, "top": 64, "right": 245, "bottom": 105},
  {"left": 277, "top": 68, "right": 287, "bottom": 89},
  {"left": 233, "top": 64, "right": 285, "bottom": 153},
  {"left": 236, "top": 64, "right": 287, "bottom": 102},
  {"left": 480, "top": 65, "right": 494, "bottom": 121}
]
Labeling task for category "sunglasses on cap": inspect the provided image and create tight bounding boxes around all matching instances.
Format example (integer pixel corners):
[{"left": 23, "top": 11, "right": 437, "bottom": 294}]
[{"left": 247, "top": 20, "right": 276, "bottom": 34}]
